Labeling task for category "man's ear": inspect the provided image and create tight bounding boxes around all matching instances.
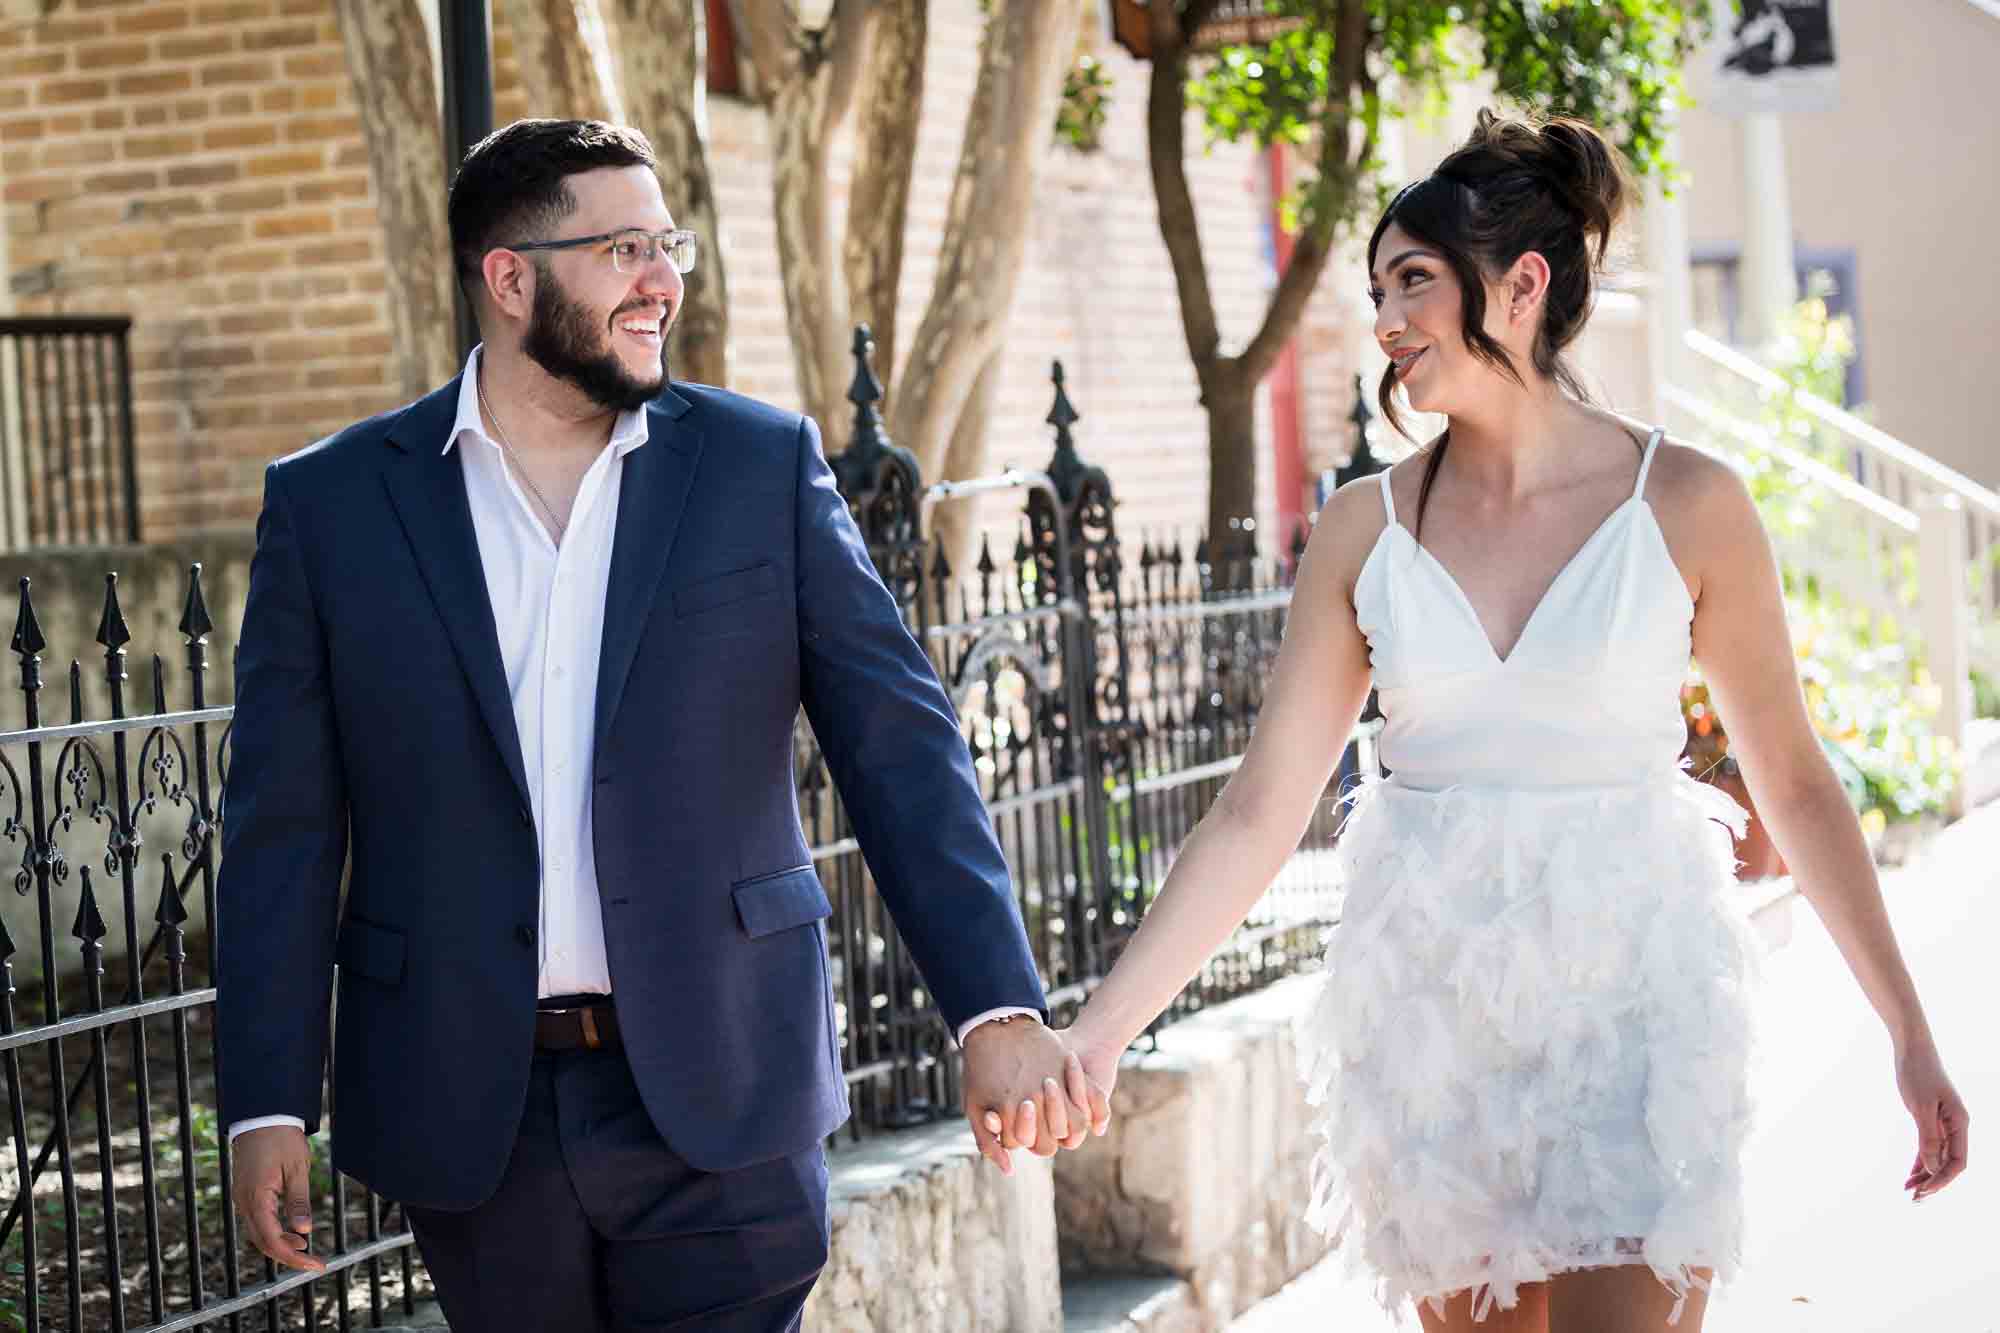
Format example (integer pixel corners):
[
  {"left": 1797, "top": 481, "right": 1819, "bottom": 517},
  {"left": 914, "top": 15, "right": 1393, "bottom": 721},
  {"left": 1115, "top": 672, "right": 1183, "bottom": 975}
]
[{"left": 479, "top": 248, "right": 535, "bottom": 324}]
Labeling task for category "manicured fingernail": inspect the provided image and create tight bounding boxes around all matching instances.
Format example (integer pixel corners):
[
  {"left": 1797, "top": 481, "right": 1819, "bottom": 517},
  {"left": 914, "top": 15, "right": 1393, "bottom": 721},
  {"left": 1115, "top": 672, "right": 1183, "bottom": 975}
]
[{"left": 984, "top": 1111, "right": 1002, "bottom": 1134}]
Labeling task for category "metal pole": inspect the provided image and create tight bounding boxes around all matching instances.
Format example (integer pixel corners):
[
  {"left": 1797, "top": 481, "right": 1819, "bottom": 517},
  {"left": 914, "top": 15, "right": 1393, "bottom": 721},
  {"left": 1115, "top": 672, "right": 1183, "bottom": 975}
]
[{"left": 439, "top": 0, "right": 494, "bottom": 359}]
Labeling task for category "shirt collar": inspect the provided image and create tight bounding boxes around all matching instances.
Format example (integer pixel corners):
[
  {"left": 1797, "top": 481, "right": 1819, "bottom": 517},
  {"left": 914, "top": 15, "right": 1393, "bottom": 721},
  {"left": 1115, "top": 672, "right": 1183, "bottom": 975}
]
[{"left": 443, "top": 345, "right": 652, "bottom": 459}]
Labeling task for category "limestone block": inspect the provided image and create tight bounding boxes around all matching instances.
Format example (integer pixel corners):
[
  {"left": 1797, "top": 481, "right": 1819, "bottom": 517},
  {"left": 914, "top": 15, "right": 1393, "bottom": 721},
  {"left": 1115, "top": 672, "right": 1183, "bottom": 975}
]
[
  {"left": 806, "top": 1118, "right": 1062, "bottom": 1333},
  {"left": 1054, "top": 975, "right": 1333, "bottom": 1327}
]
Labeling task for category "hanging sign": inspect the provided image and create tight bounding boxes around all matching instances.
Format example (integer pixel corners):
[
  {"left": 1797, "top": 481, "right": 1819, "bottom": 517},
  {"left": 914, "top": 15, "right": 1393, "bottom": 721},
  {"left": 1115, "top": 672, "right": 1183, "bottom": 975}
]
[{"left": 1706, "top": 0, "right": 1839, "bottom": 115}]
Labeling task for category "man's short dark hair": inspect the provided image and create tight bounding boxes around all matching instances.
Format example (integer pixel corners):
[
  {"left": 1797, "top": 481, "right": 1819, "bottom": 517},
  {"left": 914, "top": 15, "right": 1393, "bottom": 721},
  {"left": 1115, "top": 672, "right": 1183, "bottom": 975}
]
[{"left": 448, "top": 118, "right": 658, "bottom": 301}]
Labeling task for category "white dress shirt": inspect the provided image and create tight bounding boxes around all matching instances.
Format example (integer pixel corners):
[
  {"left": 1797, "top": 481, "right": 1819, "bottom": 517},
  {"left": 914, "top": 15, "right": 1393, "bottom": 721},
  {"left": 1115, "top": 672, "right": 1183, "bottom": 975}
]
[{"left": 229, "top": 348, "right": 1031, "bottom": 1143}]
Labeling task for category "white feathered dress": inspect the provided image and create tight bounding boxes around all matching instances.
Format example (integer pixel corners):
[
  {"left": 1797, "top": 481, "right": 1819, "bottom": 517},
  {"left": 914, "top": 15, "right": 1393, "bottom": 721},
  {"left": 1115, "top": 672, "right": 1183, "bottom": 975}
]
[{"left": 1297, "top": 434, "right": 1761, "bottom": 1323}]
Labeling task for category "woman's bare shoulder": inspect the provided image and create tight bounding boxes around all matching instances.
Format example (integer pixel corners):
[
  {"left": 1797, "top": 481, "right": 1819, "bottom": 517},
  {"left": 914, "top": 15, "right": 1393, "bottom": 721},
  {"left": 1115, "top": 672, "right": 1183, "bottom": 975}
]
[
  {"left": 1301, "top": 468, "right": 1401, "bottom": 603},
  {"left": 1639, "top": 433, "right": 1766, "bottom": 579}
]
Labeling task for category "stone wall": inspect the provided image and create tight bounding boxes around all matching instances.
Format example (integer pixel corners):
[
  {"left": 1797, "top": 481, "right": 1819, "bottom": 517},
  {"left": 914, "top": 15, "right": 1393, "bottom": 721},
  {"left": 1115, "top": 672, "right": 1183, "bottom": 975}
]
[
  {"left": 1054, "top": 975, "right": 1331, "bottom": 1328},
  {"left": 807, "top": 1120, "right": 1062, "bottom": 1333}
]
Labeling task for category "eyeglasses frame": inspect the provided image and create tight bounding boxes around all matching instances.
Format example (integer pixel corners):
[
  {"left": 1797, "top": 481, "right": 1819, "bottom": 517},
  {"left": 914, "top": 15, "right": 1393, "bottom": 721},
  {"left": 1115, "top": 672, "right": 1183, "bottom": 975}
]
[{"left": 502, "top": 227, "right": 699, "bottom": 275}]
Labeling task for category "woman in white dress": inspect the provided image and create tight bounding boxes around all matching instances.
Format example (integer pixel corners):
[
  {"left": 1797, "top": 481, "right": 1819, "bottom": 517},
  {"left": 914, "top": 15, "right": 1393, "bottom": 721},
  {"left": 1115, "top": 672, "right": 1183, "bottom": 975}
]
[{"left": 1055, "top": 111, "right": 1970, "bottom": 1330}]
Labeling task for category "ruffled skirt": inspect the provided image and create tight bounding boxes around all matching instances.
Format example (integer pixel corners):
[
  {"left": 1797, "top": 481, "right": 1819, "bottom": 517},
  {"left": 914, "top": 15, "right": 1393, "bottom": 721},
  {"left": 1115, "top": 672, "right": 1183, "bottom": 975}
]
[{"left": 1296, "top": 773, "right": 1761, "bottom": 1323}]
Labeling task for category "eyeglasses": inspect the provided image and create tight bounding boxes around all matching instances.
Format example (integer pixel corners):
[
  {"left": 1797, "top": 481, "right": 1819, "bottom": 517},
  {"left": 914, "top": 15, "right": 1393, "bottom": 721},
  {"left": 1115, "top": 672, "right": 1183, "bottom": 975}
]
[{"left": 505, "top": 227, "right": 698, "bottom": 275}]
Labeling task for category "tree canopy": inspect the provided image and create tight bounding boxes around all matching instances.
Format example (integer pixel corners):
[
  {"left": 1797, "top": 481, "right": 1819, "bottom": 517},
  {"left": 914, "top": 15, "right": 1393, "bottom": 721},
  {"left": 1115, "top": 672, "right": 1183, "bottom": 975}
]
[{"left": 1149, "top": 0, "right": 1719, "bottom": 545}]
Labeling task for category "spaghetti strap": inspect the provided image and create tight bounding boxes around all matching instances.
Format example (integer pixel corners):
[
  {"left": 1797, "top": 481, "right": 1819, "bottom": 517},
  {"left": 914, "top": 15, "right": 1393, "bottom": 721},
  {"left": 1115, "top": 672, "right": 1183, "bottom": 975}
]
[
  {"left": 1633, "top": 427, "right": 1666, "bottom": 499},
  {"left": 1378, "top": 469, "right": 1398, "bottom": 526}
]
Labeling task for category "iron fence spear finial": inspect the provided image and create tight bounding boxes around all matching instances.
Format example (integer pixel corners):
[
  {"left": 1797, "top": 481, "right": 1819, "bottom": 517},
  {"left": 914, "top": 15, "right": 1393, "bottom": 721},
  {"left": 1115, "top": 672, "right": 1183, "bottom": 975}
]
[
  {"left": 72, "top": 865, "right": 106, "bottom": 956},
  {"left": 96, "top": 572, "right": 131, "bottom": 656},
  {"left": 12, "top": 576, "right": 44, "bottom": 660},
  {"left": 1046, "top": 360, "right": 1084, "bottom": 504},
  {"left": 179, "top": 563, "right": 213, "bottom": 642},
  {"left": 153, "top": 852, "right": 187, "bottom": 931}
]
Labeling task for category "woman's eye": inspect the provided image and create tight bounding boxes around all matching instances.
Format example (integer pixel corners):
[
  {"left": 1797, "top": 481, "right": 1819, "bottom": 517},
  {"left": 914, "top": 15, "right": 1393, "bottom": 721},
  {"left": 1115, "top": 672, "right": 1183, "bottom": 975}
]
[
  {"left": 1367, "top": 288, "right": 1385, "bottom": 308},
  {"left": 1402, "top": 269, "right": 1430, "bottom": 289}
]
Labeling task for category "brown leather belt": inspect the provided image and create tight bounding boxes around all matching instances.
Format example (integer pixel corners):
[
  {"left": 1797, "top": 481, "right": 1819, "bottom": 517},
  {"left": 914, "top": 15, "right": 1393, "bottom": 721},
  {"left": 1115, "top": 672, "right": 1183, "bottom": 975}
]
[{"left": 534, "top": 1000, "right": 621, "bottom": 1052}]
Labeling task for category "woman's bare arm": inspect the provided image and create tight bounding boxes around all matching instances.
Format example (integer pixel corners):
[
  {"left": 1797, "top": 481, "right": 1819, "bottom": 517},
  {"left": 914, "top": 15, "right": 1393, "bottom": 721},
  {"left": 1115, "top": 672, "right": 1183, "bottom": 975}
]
[
  {"left": 1661, "top": 442, "right": 1968, "bottom": 1196},
  {"left": 1064, "top": 478, "right": 1383, "bottom": 1062}
]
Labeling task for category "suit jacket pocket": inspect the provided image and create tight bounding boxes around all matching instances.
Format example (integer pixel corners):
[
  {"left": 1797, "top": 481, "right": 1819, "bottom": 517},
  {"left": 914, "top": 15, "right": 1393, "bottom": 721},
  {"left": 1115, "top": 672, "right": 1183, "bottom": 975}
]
[
  {"left": 731, "top": 866, "right": 831, "bottom": 938},
  {"left": 336, "top": 916, "right": 406, "bottom": 985},
  {"left": 675, "top": 562, "right": 780, "bottom": 619}
]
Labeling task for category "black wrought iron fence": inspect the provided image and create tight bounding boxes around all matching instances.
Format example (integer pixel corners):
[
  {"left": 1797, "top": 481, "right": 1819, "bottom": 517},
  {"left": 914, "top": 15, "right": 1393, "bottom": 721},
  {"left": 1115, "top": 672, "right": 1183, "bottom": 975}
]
[
  {"left": 0, "top": 328, "right": 1369, "bottom": 1330},
  {"left": 0, "top": 318, "right": 142, "bottom": 551}
]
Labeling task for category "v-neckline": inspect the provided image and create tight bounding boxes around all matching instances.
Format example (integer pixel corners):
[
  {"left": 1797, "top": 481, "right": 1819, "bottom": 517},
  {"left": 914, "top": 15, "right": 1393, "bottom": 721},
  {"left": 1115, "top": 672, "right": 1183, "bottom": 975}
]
[{"left": 1391, "top": 497, "right": 1642, "bottom": 666}]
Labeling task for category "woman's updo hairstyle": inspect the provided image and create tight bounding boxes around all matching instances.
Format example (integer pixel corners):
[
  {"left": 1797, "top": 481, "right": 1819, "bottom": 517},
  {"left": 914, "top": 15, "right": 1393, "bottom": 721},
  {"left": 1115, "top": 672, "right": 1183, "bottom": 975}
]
[{"left": 1368, "top": 109, "right": 1633, "bottom": 532}]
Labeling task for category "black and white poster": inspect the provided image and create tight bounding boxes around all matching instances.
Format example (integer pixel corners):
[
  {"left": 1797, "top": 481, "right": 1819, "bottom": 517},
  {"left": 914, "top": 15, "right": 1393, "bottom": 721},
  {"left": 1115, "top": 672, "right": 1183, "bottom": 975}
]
[{"left": 1708, "top": 0, "right": 1839, "bottom": 115}]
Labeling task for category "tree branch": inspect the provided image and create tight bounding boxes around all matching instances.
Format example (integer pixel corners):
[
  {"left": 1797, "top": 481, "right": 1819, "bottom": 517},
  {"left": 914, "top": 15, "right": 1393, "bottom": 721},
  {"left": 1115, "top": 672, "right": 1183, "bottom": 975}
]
[
  {"left": 752, "top": 0, "right": 871, "bottom": 431},
  {"left": 730, "top": 0, "right": 793, "bottom": 97},
  {"left": 334, "top": 0, "right": 457, "bottom": 397},
  {"left": 841, "top": 0, "right": 926, "bottom": 377},
  {"left": 1236, "top": 0, "right": 1372, "bottom": 383},
  {"left": 887, "top": 0, "right": 1083, "bottom": 480},
  {"left": 499, "top": 0, "right": 620, "bottom": 120},
  {"left": 1146, "top": 0, "right": 1222, "bottom": 386},
  {"left": 604, "top": 0, "right": 731, "bottom": 385}
]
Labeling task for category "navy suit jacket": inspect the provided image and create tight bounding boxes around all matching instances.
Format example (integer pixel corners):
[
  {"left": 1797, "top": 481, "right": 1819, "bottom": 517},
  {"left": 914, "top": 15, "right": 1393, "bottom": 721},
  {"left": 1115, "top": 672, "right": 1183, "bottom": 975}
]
[{"left": 215, "top": 377, "right": 1047, "bottom": 1210}]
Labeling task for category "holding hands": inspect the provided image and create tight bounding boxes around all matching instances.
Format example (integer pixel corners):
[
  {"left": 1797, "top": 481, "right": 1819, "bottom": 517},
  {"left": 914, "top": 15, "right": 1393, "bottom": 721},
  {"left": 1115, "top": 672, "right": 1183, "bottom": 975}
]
[{"left": 960, "top": 1018, "right": 1116, "bottom": 1173}]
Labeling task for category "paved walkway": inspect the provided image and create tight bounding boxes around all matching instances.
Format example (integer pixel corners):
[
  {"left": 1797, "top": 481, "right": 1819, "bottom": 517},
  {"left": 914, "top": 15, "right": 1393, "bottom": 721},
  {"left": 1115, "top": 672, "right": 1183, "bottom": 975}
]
[{"left": 1230, "top": 802, "right": 2000, "bottom": 1332}]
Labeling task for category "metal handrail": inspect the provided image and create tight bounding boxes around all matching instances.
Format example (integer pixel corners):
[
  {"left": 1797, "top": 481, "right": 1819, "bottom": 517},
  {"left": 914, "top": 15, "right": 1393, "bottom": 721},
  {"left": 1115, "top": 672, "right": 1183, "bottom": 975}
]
[
  {"left": 1684, "top": 327, "right": 2000, "bottom": 517},
  {"left": 1663, "top": 386, "right": 1919, "bottom": 531}
]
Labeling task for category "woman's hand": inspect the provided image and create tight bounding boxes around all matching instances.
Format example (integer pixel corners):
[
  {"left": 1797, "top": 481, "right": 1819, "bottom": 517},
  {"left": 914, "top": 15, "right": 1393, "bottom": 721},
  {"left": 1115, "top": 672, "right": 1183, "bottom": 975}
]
[
  {"left": 1057, "top": 1024, "right": 1122, "bottom": 1139},
  {"left": 1896, "top": 1037, "right": 1970, "bottom": 1200}
]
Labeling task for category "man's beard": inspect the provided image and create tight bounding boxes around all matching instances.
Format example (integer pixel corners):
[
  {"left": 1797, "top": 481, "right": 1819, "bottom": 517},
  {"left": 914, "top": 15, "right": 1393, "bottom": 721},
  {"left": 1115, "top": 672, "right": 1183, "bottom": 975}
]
[{"left": 522, "top": 265, "right": 669, "bottom": 413}]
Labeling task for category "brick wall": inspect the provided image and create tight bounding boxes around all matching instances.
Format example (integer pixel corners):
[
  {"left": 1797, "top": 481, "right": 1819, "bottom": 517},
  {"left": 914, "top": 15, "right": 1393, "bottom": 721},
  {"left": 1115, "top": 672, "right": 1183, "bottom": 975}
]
[{"left": 1, "top": 0, "right": 1369, "bottom": 551}]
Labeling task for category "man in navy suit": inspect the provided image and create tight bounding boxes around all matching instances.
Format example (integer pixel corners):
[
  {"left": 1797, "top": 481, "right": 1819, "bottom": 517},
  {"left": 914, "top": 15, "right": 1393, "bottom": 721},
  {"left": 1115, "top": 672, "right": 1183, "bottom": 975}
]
[{"left": 217, "top": 119, "right": 1099, "bottom": 1331}]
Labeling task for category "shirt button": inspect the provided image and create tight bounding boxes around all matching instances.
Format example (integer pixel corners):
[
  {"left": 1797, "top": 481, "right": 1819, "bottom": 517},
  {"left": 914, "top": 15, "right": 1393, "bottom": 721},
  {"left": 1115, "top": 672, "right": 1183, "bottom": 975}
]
[{"left": 551, "top": 663, "right": 566, "bottom": 680}]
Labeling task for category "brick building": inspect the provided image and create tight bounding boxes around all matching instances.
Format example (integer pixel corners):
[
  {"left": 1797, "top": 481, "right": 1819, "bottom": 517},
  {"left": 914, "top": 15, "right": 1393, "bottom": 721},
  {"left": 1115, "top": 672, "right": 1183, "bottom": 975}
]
[{"left": 0, "top": 0, "right": 1373, "bottom": 554}]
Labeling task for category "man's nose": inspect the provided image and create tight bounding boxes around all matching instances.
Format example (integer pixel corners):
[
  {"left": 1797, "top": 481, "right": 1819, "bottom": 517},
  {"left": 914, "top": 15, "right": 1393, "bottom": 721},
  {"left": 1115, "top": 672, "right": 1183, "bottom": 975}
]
[{"left": 636, "top": 258, "right": 683, "bottom": 301}]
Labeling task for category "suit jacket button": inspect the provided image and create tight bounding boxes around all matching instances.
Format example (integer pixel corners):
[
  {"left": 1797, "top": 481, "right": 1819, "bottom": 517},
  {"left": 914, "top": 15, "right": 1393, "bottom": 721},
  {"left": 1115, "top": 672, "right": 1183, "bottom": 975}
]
[
  {"left": 516, "top": 923, "right": 535, "bottom": 949},
  {"left": 519, "top": 805, "right": 533, "bottom": 827}
]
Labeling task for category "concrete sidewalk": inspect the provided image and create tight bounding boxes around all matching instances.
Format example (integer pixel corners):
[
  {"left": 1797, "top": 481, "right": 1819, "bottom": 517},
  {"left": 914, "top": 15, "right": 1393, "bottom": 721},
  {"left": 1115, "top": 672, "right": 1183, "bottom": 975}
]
[{"left": 1229, "top": 803, "right": 2000, "bottom": 1332}]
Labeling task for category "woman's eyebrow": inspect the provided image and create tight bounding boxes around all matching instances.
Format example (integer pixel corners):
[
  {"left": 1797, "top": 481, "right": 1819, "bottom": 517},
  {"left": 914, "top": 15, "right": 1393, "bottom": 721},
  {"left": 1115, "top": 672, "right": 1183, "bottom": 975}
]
[{"left": 1371, "top": 247, "right": 1438, "bottom": 283}]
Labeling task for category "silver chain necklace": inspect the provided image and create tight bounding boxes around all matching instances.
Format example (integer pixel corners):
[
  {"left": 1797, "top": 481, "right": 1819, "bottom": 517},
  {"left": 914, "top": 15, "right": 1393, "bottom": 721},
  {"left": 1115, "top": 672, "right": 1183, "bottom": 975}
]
[{"left": 476, "top": 375, "right": 567, "bottom": 543}]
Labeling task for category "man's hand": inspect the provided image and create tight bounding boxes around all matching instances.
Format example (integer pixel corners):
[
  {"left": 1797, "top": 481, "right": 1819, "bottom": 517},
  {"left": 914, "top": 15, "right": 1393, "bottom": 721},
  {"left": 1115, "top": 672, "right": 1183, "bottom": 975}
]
[
  {"left": 961, "top": 1018, "right": 1103, "bottom": 1174},
  {"left": 231, "top": 1125, "right": 324, "bottom": 1273}
]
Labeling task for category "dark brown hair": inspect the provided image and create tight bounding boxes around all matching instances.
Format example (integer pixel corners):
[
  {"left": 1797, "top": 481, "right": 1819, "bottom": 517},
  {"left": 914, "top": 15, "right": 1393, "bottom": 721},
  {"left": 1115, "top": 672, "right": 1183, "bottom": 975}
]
[
  {"left": 1368, "top": 109, "right": 1632, "bottom": 534},
  {"left": 447, "top": 118, "right": 658, "bottom": 304}
]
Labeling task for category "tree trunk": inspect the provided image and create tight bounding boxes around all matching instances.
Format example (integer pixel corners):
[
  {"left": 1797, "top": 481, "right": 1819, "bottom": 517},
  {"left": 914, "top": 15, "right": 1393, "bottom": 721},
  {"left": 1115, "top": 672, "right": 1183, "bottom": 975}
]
[
  {"left": 604, "top": 0, "right": 732, "bottom": 387},
  {"left": 842, "top": 0, "right": 927, "bottom": 377},
  {"left": 769, "top": 75, "right": 846, "bottom": 433},
  {"left": 929, "top": 346, "right": 1004, "bottom": 582},
  {"left": 334, "top": 0, "right": 458, "bottom": 398},
  {"left": 737, "top": 0, "right": 870, "bottom": 438},
  {"left": 1204, "top": 360, "right": 1258, "bottom": 567},
  {"left": 889, "top": 0, "right": 1082, "bottom": 484},
  {"left": 1144, "top": 0, "right": 1367, "bottom": 553},
  {"left": 498, "top": 0, "right": 620, "bottom": 120}
]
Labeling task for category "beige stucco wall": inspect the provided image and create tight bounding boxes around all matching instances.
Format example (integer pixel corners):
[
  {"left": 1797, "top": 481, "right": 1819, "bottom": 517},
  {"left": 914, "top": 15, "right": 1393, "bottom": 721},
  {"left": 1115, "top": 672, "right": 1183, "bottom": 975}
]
[{"left": 1676, "top": 0, "right": 2000, "bottom": 486}]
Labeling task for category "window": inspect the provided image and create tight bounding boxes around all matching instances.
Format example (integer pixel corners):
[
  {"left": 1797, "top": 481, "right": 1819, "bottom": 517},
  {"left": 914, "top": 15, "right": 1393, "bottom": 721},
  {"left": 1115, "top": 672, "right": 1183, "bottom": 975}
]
[{"left": 1689, "top": 242, "right": 1867, "bottom": 406}]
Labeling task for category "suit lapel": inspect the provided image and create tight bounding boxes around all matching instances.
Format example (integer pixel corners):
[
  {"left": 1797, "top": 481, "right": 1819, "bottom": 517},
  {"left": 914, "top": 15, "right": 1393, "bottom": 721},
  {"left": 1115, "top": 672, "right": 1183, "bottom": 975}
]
[
  {"left": 380, "top": 378, "right": 534, "bottom": 811},
  {"left": 595, "top": 388, "right": 704, "bottom": 758}
]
